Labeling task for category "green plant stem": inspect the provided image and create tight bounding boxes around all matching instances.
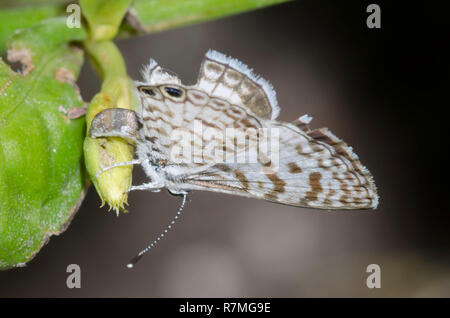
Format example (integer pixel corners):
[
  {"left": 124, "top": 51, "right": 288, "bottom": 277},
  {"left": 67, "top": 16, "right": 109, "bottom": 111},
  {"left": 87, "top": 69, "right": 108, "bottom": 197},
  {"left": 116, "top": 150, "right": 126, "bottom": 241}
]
[
  {"left": 79, "top": 0, "right": 137, "bottom": 212},
  {"left": 83, "top": 40, "right": 137, "bottom": 213},
  {"left": 80, "top": 0, "right": 132, "bottom": 41}
]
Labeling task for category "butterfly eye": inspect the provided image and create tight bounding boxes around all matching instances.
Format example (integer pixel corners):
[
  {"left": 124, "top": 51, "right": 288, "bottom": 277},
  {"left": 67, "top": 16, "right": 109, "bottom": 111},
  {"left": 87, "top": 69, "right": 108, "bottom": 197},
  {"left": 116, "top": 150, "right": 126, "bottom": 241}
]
[
  {"left": 164, "top": 86, "right": 183, "bottom": 98},
  {"left": 140, "top": 87, "right": 155, "bottom": 96}
]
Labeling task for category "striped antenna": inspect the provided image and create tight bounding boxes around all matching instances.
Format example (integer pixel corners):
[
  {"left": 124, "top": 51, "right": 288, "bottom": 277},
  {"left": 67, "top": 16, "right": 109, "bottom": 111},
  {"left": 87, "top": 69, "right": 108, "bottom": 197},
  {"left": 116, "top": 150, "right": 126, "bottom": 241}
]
[{"left": 127, "top": 193, "right": 187, "bottom": 268}]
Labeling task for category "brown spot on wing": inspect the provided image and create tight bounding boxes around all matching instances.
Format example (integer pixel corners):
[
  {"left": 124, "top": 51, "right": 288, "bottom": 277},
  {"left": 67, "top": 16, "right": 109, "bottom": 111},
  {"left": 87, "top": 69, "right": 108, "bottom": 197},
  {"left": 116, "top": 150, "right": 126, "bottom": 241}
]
[
  {"left": 287, "top": 162, "right": 302, "bottom": 173},
  {"left": 206, "top": 61, "right": 224, "bottom": 74},
  {"left": 308, "top": 128, "right": 339, "bottom": 146},
  {"left": 154, "top": 127, "right": 169, "bottom": 137},
  {"left": 267, "top": 173, "right": 286, "bottom": 193},
  {"left": 340, "top": 195, "right": 349, "bottom": 204},
  {"left": 301, "top": 172, "right": 323, "bottom": 204},
  {"left": 234, "top": 170, "right": 249, "bottom": 190},
  {"left": 259, "top": 173, "right": 286, "bottom": 203},
  {"left": 212, "top": 163, "right": 232, "bottom": 172},
  {"left": 309, "top": 172, "right": 322, "bottom": 190},
  {"left": 202, "top": 120, "right": 221, "bottom": 129},
  {"left": 240, "top": 118, "right": 258, "bottom": 129},
  {"left": 264, "top": 192, "right": 279, "bottom": 201},
  {"left": 327, "top": 189, "right": 336, "bottom": 199}
]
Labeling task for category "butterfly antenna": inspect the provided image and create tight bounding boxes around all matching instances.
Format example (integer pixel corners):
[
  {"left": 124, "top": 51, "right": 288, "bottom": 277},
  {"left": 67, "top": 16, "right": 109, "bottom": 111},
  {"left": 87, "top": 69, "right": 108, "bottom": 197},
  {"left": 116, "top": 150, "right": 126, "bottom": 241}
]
[{"left": 126, "top": 193, "right": 187, "bottom": 269}]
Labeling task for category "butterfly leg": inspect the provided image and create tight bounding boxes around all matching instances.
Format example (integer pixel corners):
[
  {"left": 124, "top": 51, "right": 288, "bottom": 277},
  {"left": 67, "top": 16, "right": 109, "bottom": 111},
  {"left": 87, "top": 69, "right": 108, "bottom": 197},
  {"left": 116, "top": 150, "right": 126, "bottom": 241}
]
[
  {"left": 126, "top": 182, "right": 163, "bottom": 193},
  {"left": 94, "top": 159, "right": 143, "bottom": 180},
  {"left": 125, "top": 158, "right": 165, "bottom": 192}
]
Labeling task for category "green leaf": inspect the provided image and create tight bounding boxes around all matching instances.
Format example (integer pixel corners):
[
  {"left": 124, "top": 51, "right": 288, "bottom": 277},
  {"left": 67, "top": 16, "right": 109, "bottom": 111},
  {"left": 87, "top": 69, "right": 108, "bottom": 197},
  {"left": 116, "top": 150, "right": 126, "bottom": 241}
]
[
  {"left": 0, "top": 18, "right": 87, "bottom": 269},
  {"left": 126, "top": 0, "right": 292, "bottom": 33},
  {"left": 0, "top": 5, "right": 63, "bottom": 53}
]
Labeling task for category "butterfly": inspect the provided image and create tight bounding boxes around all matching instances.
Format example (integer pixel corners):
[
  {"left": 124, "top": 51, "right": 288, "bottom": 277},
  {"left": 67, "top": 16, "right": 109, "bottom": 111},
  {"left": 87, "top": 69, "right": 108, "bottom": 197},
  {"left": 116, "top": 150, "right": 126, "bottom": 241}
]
[{"left": 89, "top": 50, "right": 378, "bottom": 266}]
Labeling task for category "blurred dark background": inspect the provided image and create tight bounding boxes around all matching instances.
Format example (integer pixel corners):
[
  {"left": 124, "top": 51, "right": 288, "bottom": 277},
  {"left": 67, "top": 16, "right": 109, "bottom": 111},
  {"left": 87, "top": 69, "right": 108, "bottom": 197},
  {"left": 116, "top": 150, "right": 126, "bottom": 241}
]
[{"left": 1, "top": 0, "right": 449, "bottom": 297}]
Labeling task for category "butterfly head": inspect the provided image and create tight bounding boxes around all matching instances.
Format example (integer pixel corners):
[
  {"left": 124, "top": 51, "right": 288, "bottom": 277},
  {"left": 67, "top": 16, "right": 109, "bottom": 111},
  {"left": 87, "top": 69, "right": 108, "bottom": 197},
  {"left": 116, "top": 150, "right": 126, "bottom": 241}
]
[{"left": 137, "top": 84, "right": 187, "bottom": 103}]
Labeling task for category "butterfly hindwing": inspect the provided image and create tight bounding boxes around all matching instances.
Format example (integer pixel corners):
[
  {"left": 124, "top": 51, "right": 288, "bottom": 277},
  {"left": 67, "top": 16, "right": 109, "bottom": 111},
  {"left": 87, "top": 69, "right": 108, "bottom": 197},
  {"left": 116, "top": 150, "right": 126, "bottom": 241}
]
[{"left": 175, "top": 121, "right": 378, "bottom": 210}]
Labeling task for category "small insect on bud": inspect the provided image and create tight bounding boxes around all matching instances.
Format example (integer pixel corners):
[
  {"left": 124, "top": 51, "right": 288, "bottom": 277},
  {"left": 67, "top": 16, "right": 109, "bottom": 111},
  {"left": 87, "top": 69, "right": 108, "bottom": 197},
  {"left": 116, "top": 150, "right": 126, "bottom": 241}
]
[{"left": 89, "top": 108, "right": 141, "bottom": 143}]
